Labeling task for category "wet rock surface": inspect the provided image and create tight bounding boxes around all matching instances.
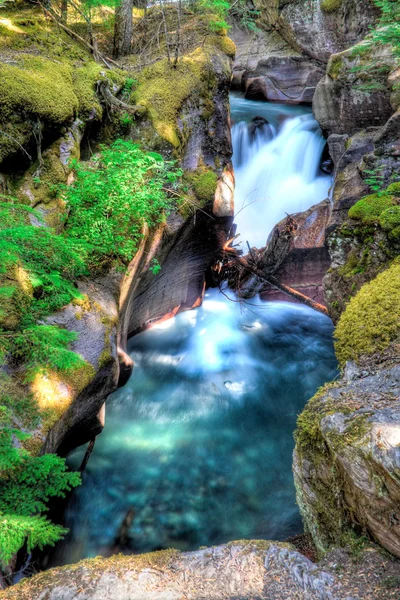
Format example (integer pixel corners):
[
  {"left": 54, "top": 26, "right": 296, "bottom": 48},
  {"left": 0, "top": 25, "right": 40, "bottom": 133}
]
[{"left": 239, "top": 200, "right": 331, "bottom": 305}]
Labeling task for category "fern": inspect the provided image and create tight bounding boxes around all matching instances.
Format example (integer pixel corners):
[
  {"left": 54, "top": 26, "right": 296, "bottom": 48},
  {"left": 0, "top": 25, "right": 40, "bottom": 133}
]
[{"left": 62, "top": 139, "right": 180, "bottom": 268}]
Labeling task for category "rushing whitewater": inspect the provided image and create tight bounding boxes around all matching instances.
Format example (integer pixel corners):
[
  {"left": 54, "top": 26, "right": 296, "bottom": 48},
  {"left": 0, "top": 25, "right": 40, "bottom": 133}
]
[
  {"left": 56, "top": 96, "right": 337, "bottom": 566},
  {"left": 231, "top": 93, "right": 331, "bottom": 248}
]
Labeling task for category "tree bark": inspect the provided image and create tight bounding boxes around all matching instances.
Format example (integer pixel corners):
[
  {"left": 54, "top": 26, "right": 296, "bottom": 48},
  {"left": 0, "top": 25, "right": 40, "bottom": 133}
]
[
  {"left": 113, "top": 0, "right": 134, "bottom": 58},
  {"left": 61, "top": 0, "right": 68, "bottom": 23}
]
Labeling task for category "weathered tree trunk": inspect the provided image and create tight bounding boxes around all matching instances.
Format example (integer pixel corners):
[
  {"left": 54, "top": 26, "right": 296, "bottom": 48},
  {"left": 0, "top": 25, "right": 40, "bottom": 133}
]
[
  {"left": 61, "top": 0, "right": 68, "bottom": 23},
  {"left": 113, "top": 0, "right": 134, "bottom": 58},
  {"left": 173, "top": 0, "right": 182, "bottom": 67}
]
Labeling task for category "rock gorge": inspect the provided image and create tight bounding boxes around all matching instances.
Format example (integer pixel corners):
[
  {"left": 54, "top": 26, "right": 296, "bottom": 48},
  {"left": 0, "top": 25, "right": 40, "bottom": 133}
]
[{"left": 0, "top": 0, "right": 400, "bottom": 598}]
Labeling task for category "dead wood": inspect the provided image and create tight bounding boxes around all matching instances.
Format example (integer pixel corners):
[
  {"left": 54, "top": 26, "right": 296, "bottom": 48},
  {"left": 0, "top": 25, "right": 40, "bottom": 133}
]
[{"left": 97, "top": 81, "right": 146, "bottom": 115}]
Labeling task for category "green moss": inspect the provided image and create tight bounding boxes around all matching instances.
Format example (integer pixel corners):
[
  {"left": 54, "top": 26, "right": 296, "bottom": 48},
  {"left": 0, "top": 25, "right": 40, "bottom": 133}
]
[
  {"left": 72, "top": 63, "right": 103, "bottom": 118},
  {"left": 131, "top": 47, "right": 216, "bottom": 147},
  {"left": 335, "top": 259, "right": 400, "bottom": 365},
  {"left": 321, "top": 0, "right": 342, "bottom": 12},
  {"left": 348, "top": 192, "right": 397, "bottom": 224},
  {"left": 295, "top": 382, "right": 343, "bottom": 458},
  {"left": 0, "top": 54, "right": 78, "bottom": 123},
  {"left": 18, "top": 144, "right": 67, "bottom": 209},
  {"left": 385, "top": 181, "right": 400, "bottom": 197},
  {"left": 185, "top": 168, "right": 217, "bottom": 203},
  {"left": 328, "top": 54, "right": 344, "bottom": 79},
  {"left": 379, "top": 206, "right": 400, "bottom": 236},
  {"left": 214, "top": 33, "right": 236, "bottom": 58}
]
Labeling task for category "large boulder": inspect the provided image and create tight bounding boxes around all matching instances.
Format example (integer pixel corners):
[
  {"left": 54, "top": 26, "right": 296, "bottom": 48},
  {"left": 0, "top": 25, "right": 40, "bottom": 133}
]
[
  {"left": 294, "top": 355, "right": 400, "bottom": 558},
  {"left": 313, "top": 46, "right": 396, "bottom": 136},
  {"left": 277, "top": 0, "right": 380, "bottom": 63}
]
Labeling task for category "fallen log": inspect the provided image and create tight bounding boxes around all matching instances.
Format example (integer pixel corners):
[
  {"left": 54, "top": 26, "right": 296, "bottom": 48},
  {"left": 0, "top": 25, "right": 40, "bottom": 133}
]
[{"left": 226, "top": 250, "right": 329, "bottom": 316}]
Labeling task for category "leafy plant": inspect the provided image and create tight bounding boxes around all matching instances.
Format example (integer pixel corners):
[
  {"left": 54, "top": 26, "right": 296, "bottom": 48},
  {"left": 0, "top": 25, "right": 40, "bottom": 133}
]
[
  {"left": 149, "top": 258, "right": 161, "bottom": 275},
  {"left": 63, "top": 139, "right": 181, "bottom": 269},
  {"left": 229, "top": 0, "right": 259, "bottom": 31}
]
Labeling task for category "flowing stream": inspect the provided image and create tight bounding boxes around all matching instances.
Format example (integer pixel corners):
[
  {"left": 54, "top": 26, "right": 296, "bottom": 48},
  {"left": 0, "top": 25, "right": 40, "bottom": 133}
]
[{"left": 57, "top": 94, "right": 337, "bottom": 565}]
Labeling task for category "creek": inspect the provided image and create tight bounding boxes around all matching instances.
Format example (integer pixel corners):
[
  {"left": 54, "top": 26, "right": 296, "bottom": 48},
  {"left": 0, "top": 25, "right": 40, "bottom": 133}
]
[{"left": 56, "top": 94, "right": 337, "bottom": 565}]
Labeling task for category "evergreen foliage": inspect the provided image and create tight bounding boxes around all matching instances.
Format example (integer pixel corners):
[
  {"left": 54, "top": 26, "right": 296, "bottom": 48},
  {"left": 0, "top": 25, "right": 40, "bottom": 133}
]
[{"left": 0, "top": 405, "right": 80, "bottom": 568}]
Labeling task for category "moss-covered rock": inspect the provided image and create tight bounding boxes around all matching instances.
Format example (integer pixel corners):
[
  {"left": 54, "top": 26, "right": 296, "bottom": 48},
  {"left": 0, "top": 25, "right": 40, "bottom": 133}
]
[
  {"left": 294, "top": 355, "right": 400, "bottom": 559},
  {"left": 131, "top": 48, "right": 217, "bottom": 148},
  {"left": 320, "top": 0, "right": 342, "bottom": 13},
  {"left": 334, "top": 259, "right": 400, "bottom": 365},
  {"left": 348, "top": 192, "right": 397, "bottom": 224},
  {"left": 0, "top": 54, "right": 78, "bottom": 123},
  {"left": 379, "top": 206, "right": 400, "bottom": 238},
  {"left": 184, "top": 167, "right": 218, "bottom": 203}
]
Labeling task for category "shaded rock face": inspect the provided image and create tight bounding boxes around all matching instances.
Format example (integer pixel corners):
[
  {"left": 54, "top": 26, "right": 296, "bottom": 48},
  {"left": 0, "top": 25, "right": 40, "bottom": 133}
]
[
  {"left": 321, "top": 122, "right": 400, "bottom": 321},
  {"left": 231, "top": 27, "right": 324, "bottom": 105},
  {"left": 294, "top": 358, "right": 400, "bottom": 559},
  {"left": 244, "top": 56, "right": 325, "bottom": 103},
  {"left": 313, "top": 46, "right": 397, "bottom": 137},
  {"left": 240, "top": 200, "right": 332, "bottom": 305},
  {"left": 5, "top": 541, "right": 400, "bottom": 599},
  {"left": 276, "top": 0, "right": 380, "bottom": 63},
  {"left": 42, "top": 277, "right": 120, "bottom": 456},
  {"left": 231, "top": 0, "right": 378, "bottom": 107},
  {"left": 124, "top": 213, "right": 232, "bottom": 337}
]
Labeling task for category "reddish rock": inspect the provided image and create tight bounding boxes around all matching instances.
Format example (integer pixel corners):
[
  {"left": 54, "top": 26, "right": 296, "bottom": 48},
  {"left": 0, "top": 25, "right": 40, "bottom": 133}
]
[{"left": 260, "top": 200, "right": 332, "bottom": 305}]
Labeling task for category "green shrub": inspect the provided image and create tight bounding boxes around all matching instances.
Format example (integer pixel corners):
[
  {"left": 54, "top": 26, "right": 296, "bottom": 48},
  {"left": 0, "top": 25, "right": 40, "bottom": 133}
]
[{"left": 0, "top": 405, "right": 80, "bottom": 568}]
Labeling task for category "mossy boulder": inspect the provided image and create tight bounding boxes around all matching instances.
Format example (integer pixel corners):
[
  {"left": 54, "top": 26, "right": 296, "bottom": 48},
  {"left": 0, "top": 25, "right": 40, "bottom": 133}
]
[
  {"left": 294, "top": 356, "right": 400, "bottom": 559},
  {"left": 320, "top": 0, "right": 342, "bottom": 13},
  {"left": 348, "top": 192, "right": 398, "bottom": 224},
  {"left": 131, "top": 48, "right": 216, "bottom": 148},
  {"left": 334, "top": 259, "right": 400, "bottom": 366},
  {"left": 0, "top": 54, "right": 78, "bottom": 123}
]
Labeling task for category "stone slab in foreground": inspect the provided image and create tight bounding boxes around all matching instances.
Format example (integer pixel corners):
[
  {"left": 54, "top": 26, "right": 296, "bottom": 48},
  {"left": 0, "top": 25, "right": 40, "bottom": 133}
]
[{"left": 2, "top": 541, "right": 400, "bottom": 600}]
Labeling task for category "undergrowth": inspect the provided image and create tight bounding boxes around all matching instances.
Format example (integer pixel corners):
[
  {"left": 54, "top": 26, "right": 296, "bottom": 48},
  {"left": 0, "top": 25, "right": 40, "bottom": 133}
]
[{"left": 0, "top": 140, "right": 180, "bottom": 570}]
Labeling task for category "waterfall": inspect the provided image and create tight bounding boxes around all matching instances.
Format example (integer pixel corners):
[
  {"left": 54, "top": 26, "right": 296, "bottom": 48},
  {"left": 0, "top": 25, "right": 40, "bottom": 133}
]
[{"left": 231, "top": 95, "right": 331, "bottom": 248}]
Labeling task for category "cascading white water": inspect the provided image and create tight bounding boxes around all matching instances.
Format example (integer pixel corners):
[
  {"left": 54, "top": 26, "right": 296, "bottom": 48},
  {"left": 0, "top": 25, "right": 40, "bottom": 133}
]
[
  {"left": 55, "top": 95, "right": 337, "bottom": 565},
  {"left": 231, "top": 94, "right": 331, "bottom": 248}
]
